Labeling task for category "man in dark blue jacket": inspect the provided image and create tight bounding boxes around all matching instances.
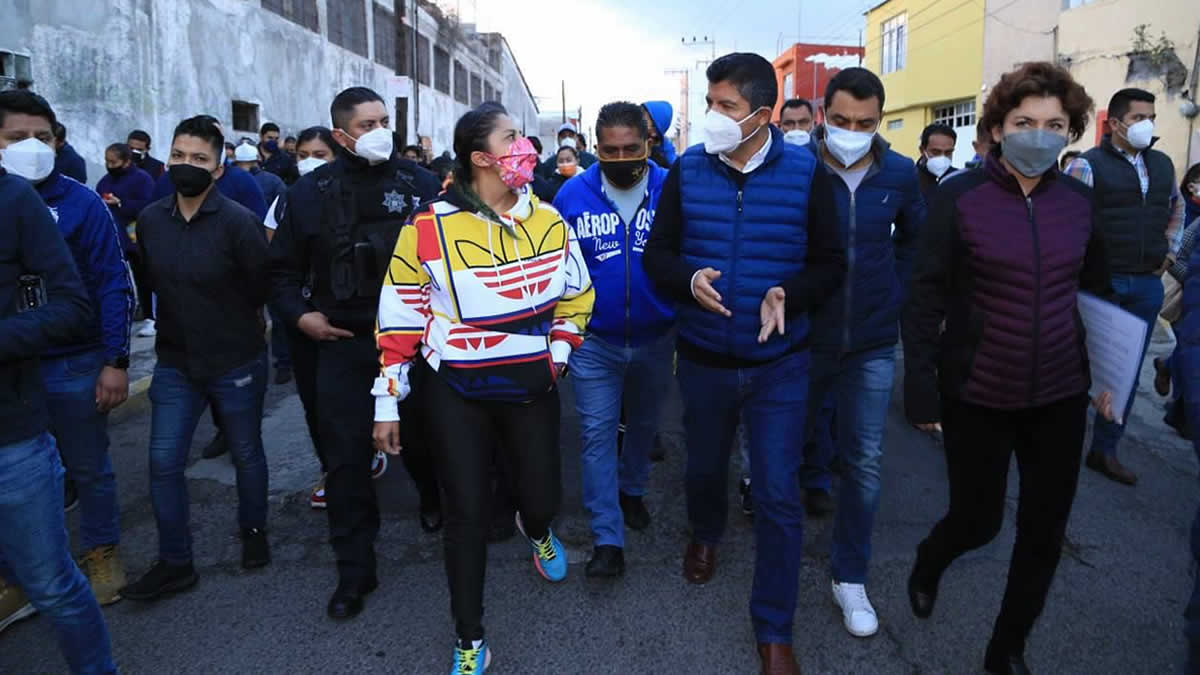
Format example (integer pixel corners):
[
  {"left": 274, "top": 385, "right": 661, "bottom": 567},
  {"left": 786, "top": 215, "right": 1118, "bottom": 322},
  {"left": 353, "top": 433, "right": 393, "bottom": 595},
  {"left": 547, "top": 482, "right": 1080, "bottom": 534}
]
[
  {"left": 0, "top": 165, "right": 116, "bottom": 671},
  {"left": 1, "top": 90, "right": 136, "bottom": 609},
  {"left": 643, "top": 53, "right": 845, "bottom": 673},
  {"left": 553, "top": 102, "right": 675, "bottom": 578},
  {"left": 806, "top": 68, "right": 925, "bottom": 640},
  {"left": 52, "top": 122, "right": 87, "bottom": 184}
]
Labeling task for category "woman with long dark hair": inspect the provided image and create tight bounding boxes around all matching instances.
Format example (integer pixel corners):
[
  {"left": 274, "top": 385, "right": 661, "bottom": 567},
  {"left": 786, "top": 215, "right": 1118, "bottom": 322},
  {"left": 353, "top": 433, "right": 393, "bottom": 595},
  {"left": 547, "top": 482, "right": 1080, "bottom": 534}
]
[
  {"left": 372, "top": 102, "right": 594, "bottom": 674},
  {"left": 903, "top": 62, "right": 1115, "bottom": 674}
]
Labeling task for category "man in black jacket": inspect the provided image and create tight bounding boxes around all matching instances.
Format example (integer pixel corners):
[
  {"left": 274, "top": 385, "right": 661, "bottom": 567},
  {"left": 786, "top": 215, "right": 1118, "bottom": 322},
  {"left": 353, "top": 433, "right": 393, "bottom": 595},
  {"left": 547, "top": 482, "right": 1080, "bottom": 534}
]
[
  {"left": 1066, "top": 88, "right": 1187, "bottom": 485},
  {"left": 0, "top": 167, "right": 116, "bottom": 672},
  {"left": 270, "top": 86, "right": 441, "bottom": 620}
]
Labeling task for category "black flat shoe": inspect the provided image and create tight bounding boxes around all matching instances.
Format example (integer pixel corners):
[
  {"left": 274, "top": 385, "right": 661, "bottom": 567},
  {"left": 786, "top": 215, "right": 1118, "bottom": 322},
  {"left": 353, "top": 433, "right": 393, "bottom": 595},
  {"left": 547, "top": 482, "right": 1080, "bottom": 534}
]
[
  {"left": 419, "top": 508, "right": 443, "bottom": 534},
  {"left": 619, "top": 493, "right": 651, "bottom": 531},
  {"left": 907, "top": 562, "right": 938, "bottom": 619},
  {"left": 985, "top": 648, "right": 1031, "bottom": 675},
  {"left": 326, "top": 577, "right": 378, "bottom": 620},
  {"left": 585, "top": 545, "right": 625, "bottom": 578}
]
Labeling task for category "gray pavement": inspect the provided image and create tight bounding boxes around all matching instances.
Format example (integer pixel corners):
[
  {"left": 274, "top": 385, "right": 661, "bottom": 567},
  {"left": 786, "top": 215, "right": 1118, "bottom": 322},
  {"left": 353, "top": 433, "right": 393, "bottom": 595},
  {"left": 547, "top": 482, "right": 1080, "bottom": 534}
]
[{"left": 1, "top": 323, "right": 1197, "bottom": 674}]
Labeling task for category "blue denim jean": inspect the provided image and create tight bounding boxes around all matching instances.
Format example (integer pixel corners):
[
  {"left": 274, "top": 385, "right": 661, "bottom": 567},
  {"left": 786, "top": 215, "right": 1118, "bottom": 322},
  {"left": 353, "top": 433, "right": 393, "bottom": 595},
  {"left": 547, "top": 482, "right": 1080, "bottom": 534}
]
[
  {"left": 148, "top": 353, "right": 268, "bottom": 564},
  {"left": 1091, "top": 273, "right": 1163, "bottom": 458},
  {"left": 808, "top": 345, "right": 896, "bottom": 584},
  {"left": 0, "top": 432, "right": 116, "bottom": 674},
  {"left": 267, "top": 303, "right": 291, "bottom": 370},
  {"left": 570, "top": 333, "right": 674, "bottom": 548},
  {"left": 737, "top": 390, "right": 834, "bottom": 491},
  {"left": 41, "top": 348, "right": 120, "bottom": 550},
  {"left": 678, "top": 350, "right": 809, "bottom": 644}
]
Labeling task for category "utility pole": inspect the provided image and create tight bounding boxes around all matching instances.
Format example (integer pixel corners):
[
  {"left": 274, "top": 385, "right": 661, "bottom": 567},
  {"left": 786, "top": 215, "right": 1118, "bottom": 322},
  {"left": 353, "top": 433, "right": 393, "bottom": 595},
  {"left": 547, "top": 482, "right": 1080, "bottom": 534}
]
[{"left": 411, "top": 0, "right": 420, "bottom": 141}]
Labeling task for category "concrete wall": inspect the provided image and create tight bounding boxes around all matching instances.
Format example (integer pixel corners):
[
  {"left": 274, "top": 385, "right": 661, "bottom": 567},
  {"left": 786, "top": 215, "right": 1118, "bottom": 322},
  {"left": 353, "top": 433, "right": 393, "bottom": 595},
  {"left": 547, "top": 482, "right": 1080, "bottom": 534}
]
[
  {"left": 981, "top": 0, "right": 1057, "bottom": 90},
  {"left": 1058, "top": 0, "right": 1200, "bottom": 173}
]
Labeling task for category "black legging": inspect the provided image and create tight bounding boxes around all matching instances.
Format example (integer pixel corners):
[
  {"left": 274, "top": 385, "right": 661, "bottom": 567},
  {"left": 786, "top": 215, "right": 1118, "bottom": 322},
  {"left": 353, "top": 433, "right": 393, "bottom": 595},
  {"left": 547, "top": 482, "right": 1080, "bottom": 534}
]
[
  {"left": 914, "top": 393, "right": 1087, "bottom": 654},
  {"left": 422, "top": 362, "right": 561, "bottom": 641}
]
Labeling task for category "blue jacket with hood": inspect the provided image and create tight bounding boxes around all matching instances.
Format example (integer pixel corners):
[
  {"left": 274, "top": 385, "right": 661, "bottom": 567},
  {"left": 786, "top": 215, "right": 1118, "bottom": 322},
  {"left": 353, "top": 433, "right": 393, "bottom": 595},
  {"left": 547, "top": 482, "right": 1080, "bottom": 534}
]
[
  {"left": 808, "top": 126, "right": 926, "bottom": 355},
  {"left": 552, "top": 162, "right": 674, "bottom": 346},
  {"left": 643, "top": 101, "right": 678, "bottom": 168},
  {"left": 35, "top": 171, "right": 135, "bottom": 362}
]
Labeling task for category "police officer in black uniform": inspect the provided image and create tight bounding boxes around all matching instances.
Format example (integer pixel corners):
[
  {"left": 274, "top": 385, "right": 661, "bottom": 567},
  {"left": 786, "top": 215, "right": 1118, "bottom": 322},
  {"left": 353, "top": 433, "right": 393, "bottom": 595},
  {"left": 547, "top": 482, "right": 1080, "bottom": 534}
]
[{"left": 269, "top": 87, "right": 441, "bottom": 619}]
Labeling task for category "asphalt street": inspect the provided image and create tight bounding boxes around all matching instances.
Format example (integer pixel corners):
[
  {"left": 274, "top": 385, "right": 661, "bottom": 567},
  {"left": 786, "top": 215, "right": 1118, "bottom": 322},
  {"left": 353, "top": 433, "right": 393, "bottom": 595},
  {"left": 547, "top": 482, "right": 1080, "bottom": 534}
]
[{"left": 1, "top": 325, "right": 1197, "bottom": 674}]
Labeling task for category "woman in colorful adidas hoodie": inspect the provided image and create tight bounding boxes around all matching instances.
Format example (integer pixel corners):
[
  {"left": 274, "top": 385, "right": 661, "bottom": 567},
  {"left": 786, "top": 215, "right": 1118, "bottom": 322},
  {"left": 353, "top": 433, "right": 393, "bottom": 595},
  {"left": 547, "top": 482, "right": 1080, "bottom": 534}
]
[{"left": 372, "top": 102, "right": 593, "bottom": 675}]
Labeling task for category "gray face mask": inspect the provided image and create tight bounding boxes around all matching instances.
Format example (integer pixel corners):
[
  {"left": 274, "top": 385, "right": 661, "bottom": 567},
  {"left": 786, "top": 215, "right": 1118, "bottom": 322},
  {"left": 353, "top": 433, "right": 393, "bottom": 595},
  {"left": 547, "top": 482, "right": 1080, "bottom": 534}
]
[{"left": 1000, "top": 129, "right": 1068, "bottom": 178}]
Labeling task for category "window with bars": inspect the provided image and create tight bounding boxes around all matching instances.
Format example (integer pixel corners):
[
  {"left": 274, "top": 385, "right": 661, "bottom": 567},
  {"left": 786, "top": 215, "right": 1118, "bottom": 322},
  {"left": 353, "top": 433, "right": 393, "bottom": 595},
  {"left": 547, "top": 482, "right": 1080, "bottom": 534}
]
[
  {"left": 262, "top": 0, "right": 319, "bottom": 32},
  {"left": 434, "top": 46, "right": 451, "bottom": 94},
  {"left": 328, "top": 0, "right": 368, "bottom": 58},
  {"left": 373, "top": 6, "right": 396, "bottom": 70},
  {"left": 232, "top": 101, "right": 260, "bottom": 134},
  {"left": 415, "top": 33, "right": 430, "bottom": 85},
  {"left": 470, "top": 73, "right": 482, "bottom": 106},
  {"left": 880, "top": 13, "right": 906, "bottom": 75},
  {"left": 454, "top": 60, "right": 468, "bottom": 103},
  {"left": 932, "top": 100, "right": 977, "bottom": 128}
]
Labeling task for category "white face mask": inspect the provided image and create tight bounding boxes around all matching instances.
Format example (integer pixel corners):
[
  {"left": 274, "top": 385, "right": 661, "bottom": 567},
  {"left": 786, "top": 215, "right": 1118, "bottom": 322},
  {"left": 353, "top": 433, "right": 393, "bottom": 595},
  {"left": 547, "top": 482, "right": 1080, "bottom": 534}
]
[
  {"left": 1123, "top": 119, "right": 1154, "bottom": 150},
  {"left": 824, "top": 124, "right": 875, "bottom": 167},
  {"left": 925, "top": 155, "right": 952, "bottom": 178},
  {"left": 703, "top": 107, "right": 767, "bottom": 155},
  {"left": 346, "top": 126, "right": 393, "bottom": 165},
  {"left": 783, "top": 129, "right": 811, "bottom": 147},
  {"left": 558, "top": 137, "right": 578, "bottom": 150},
  {"left": 297, "top": 157, "right": 327, "bottom": 176},
  {"left": 1, "top": 137, "right": 56, "bottom": 183}
]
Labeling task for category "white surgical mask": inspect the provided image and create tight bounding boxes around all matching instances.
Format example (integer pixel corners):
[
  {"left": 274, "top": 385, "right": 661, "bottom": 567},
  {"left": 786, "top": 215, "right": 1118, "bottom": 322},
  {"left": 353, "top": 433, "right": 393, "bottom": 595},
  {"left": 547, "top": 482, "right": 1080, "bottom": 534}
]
[
  {"left": 297, "top": 157, "right": 327, "bottom": 176},
  {"left": 558, "top": 137, "right": 578, "bottom": 150},
  {"left": 925, "top": 155, "right": 952, "bottom": 178},
  {"left": 1123, "top": 119, "right": 1154, "bottom": 150},
  {"left": 347, "top": 126, "right": 393, "bottom": 165},
  {"left": 703, "top": 107, "right": 767, "bottom": 155},
  {"left": 783, "top": 129, "right": 811, "bottom": 147},
  {"left": 824, "top": 124, "right": 875, "bottom": 167},
  {"left": 1, "top": 137, "right": 56, "bottom": 183}
]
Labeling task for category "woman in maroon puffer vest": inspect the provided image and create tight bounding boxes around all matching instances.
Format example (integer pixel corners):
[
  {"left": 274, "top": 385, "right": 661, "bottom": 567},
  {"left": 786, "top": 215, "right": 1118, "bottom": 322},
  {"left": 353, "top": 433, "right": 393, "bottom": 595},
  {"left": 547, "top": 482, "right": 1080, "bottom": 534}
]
[{"left": 901, "top": 62, "right": 1116, "bottom": 675}]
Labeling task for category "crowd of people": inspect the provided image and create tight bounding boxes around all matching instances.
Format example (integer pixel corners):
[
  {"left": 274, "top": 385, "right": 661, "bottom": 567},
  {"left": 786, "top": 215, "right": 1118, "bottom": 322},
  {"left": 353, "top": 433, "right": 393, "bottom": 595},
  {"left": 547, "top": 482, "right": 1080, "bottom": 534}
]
[{"left": 1, "top": 47, "right": 1199, "bottom": 675}]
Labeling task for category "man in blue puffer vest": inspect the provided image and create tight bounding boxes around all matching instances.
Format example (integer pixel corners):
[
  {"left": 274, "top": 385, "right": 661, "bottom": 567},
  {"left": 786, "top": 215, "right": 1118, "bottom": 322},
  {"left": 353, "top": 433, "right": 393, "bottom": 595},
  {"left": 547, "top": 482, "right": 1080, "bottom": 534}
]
[
  {"left": 553, "top": 102, "right": 675, "bottom": 579},
  {"left": 644, "top": 53, "right": 845, "bottom": 674},
  {"left": 807, "top": 68, "right": 926, "bottom": 640}
]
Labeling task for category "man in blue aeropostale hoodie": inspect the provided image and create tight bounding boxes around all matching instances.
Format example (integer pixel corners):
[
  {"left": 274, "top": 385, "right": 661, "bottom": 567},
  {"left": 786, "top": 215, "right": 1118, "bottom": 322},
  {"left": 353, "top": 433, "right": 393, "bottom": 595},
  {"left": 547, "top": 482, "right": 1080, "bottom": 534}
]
[{"left": 553, "top": 101, "right": 674, "bottom": 579}]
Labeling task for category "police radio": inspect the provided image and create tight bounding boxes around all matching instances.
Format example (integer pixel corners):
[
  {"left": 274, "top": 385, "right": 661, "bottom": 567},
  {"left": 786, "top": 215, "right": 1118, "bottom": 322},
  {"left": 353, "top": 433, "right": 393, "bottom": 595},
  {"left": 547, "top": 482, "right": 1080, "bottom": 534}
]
[{"left": 17, "top": 275, "right": 47, "bottom": 313}]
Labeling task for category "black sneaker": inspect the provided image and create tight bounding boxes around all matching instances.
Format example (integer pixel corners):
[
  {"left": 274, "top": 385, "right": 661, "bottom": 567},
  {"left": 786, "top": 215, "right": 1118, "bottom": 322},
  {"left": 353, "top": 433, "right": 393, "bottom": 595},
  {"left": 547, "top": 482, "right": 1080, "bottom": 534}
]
[
  {"left": 241, "top": 528, "right": 271, "bottom": 569},
  {"left": 64, "top": 478, "right": 79, "bottom": 513},
  {"left": 120, "top": 560, "right": 198, "bottom": 602},
  {"left": 274, "top": 367, "right": 293, "bottom": 386},
  {"left": 740, "top": 478, "right": 754, "bottom": 518},
  {"left": 585, "top": 545, "right": 625, "bottom": 578},
  {"left": 619, "top": 493, "right": 651, "bottom": 531},
  {"left": 202, "top": 431, "right": 228, "bottom": 459},
  {"left": 805, "top": 489, "right": 836, "bottom": 517}
]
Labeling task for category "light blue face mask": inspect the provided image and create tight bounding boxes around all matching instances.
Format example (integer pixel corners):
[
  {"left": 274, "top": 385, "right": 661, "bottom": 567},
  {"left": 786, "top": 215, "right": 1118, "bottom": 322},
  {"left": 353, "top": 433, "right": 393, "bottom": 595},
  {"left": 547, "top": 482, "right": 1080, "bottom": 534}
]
[{"left": 1000, "top": 129, "right": 1067, "bottom": 178}]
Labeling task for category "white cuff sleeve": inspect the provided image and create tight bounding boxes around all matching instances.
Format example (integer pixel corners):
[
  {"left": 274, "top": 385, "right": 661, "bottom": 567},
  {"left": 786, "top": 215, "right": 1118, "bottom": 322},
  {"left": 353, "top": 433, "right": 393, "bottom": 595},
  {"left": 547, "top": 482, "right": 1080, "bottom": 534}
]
[
  {"left": 689, "top": 269, "right": 703, "bottom": 301},
  {"left": 550, "top": 340, "right": 573, "bottom": 365},
  {"left": 374, "top": 393, "right": 400, "bottom": 422}
]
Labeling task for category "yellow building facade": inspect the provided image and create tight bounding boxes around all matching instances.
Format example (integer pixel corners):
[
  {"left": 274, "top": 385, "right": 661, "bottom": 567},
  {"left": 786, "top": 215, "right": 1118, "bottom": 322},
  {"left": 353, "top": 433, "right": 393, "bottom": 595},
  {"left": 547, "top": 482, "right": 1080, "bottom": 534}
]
[{"left": 863, "top": 0, "right": 987, "bottom": 167}]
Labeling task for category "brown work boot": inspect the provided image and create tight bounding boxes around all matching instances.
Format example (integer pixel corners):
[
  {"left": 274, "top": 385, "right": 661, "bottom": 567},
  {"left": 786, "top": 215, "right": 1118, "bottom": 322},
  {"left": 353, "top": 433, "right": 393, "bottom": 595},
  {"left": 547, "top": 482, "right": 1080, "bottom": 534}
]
[
  {"left": 682, "top": 541, "right": 716, "bottom": 584},
  {"left": 0, "top": 578, "right": 36, "bottom": 634},
  {"left": 80, "top": 545, "right": 126, "bottom": 606},
  {"left": 1085, "top": 452, "right": 1137, "bottom": 486},
  {"left": 758, "top": 642, "right": 802, "bottom": 675}
]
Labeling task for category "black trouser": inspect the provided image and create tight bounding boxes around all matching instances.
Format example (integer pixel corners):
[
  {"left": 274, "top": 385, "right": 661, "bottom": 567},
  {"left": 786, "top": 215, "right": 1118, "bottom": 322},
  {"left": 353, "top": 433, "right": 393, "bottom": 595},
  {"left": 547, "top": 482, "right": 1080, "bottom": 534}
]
[
  {"left": 397, "top": 361, "right": 438, "bottom": 512},
  {"left": 915, "top": 393, "right": 1088, "bottom": 653},
  {"left": 129, "top": 248, "right": 154, "bottom": 321},
  {"left": 316, "top": 335, "right": 380, "bottom": 587},
  {"left": 422, "top": 363, "right": 561, "bottom": 640},
  {"left": 286, "top": 323, "right": 324, "bottom": 471}
]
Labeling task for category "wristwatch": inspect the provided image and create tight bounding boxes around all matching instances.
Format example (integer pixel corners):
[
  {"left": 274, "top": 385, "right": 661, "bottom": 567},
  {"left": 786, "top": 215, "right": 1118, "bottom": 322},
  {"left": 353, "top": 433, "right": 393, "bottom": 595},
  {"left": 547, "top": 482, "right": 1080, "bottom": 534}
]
[{"left": 105, "top": 356, "right": 130, "bottom": 370}]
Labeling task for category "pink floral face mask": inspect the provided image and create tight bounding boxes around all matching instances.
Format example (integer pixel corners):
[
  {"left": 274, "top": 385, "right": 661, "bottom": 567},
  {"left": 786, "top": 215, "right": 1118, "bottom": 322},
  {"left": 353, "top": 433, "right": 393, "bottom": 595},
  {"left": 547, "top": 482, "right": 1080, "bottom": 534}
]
[{"left": 487, "top": 137, "right": 538, "bottom": 189}]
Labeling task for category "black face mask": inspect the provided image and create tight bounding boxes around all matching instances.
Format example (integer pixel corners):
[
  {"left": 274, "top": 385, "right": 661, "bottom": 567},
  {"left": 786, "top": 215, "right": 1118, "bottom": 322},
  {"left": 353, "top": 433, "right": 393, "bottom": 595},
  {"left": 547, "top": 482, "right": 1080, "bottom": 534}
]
[
  {"left": 106, "top": 165, "right": 128, "bottom": 177},
  {"left": 169, "top": 163, "right": 214, "bottom": 197},
  {"left": 599, "top": 159, "right": 647, "bottom": 189}
]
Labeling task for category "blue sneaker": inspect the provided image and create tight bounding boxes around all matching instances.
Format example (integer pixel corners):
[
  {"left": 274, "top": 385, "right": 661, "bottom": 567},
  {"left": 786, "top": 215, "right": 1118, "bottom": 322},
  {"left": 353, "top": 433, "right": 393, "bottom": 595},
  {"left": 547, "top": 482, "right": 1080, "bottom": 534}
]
[
  {"left": 451, "top": 638, "right": 490, "bottom": 675},
  {"left": 515, "top": 513, "right": 567, "bottom": 582}
]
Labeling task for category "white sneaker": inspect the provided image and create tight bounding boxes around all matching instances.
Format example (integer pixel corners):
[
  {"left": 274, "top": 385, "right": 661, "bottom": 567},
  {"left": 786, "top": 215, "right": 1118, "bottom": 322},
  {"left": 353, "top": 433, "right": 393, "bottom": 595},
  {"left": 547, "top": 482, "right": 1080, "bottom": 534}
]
[
  {"left": 832, "top": 581, "right": 878, "bottom": 637},
  {"left": 137, "top": 319, "right": 157, "bottom": 337}
]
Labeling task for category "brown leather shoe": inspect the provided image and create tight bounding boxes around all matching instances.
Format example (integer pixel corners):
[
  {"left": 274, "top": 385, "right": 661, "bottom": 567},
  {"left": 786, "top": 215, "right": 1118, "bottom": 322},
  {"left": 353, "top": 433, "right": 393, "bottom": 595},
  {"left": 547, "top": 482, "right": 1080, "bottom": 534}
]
[
  {"left": 682, "top": 541, "right": 716, "bottom": 584},
  {"left": 1085, "top": 451, "right": 1137, "bottom": 486},
  {"left": 758, "top": 643, "right": 802, "bottom": 675}
]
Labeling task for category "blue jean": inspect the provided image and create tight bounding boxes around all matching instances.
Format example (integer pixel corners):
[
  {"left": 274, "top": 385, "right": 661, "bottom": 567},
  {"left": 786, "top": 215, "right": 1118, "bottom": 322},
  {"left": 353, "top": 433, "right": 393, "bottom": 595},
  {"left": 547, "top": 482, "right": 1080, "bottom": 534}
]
[
  {"left": 0, "top": 432, "right": 116, "bottom": 674},
  {"left": 570, "top": 333, "right": 674, "bottom": 548},
  {"left": 1091, "top": 273, "right": 1162, "bottom": 458},
  {"left": 678, "top": 350, "right": 809, "bottom": 644},
  {"left": 737, "top": 390, "right": 834, "bottom": 491},
  {"left": 808, "top": 345, "right": 896, "bottom": 584},
  {"left": 267, "top": 303, "right": 291, "bottom": 370},
  {"left": 41, "top": 348, "right": 120, "bottom": 550},
  {"left": 1185, "top": 390, "right": 1200, "bottom": 672},
  {"left": 148, "top": 353, "right": 268, "bottom": 564}
]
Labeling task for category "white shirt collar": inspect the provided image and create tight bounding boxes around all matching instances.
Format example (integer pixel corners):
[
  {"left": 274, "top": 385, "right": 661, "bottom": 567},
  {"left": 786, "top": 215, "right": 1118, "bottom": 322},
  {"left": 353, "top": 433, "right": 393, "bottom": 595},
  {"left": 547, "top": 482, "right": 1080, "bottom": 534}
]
[{"left": 719, "top": 130, "right": 772, "bottom": 174}]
